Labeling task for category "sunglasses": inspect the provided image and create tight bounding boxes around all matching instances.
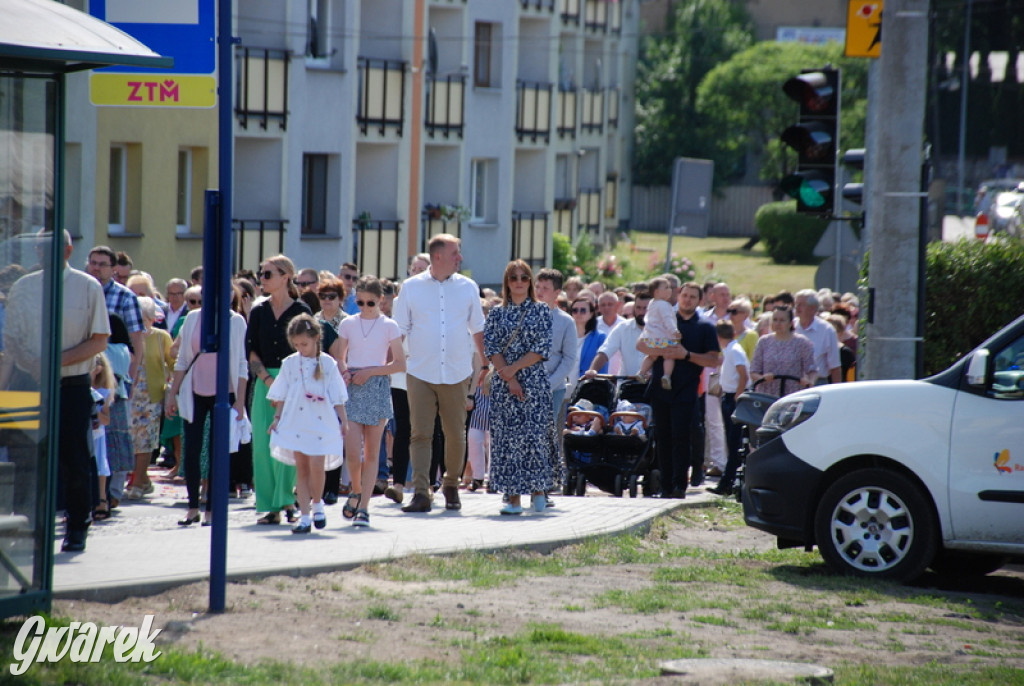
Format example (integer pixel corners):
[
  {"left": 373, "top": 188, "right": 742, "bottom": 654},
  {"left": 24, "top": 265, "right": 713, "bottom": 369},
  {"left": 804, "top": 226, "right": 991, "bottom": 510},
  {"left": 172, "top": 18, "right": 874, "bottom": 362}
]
[
  {"left": 341, "top": 274, "right": 356, "bottom": 281},
  {"left": 507, "top": 274, "right": 530, "bottom": 283},
  {"left": 188, "top": 298, "right": 201, "bottom": 305},
  {"left": 356, "top": 300, "right": 377, "bottom": 307},
  {"left": 304, "top": 392, "right": 326, "bottom": 403},
  {"left": 318, "top": 293, "right": 339, "bottom": 301},
  {"left": 727, "top": 308, "right": 740, "bottom": 315},
  {"left": 571, "top": 307, "right": 591, "bottom": 314},
  {"left": 259, "top": 270, "right": 281, "bottom": 280},
  {"left": 294, "top": 279, "right": 317, "bottom": 287}
]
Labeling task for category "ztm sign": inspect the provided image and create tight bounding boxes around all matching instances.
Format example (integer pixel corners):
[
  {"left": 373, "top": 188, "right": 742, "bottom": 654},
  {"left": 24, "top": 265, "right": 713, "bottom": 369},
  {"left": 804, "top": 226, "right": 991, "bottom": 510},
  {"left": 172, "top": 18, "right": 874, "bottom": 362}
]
[{"left": 91, "top": 74, "right": 216, "bottom": 108}]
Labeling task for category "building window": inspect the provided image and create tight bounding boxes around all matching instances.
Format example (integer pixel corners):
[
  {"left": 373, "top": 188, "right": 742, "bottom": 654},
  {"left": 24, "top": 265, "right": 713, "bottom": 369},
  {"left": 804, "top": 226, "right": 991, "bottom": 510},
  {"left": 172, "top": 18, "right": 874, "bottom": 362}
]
[
  {"left": 307, "top": 0, "right": 330, "bottom": 60},
  {"left": 470, "top": 158, "right": 497, "bottom": 223},
  {"left": 176, "top": 149, "right": 192, "bottom": 233},
  {"left": 108, "top": 145, "right": 126, "bottom": 233},
  {"left": 302, "top": 154, "right": 328, "bottom": 235},
  {"left": 474, "top": 22, "right": 499, "bottom": 88}
]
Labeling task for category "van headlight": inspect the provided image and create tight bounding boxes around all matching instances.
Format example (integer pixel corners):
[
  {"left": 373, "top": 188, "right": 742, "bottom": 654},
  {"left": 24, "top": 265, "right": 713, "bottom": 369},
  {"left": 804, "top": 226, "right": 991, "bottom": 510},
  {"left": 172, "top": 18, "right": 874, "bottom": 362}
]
[{"left": 760, "top": 393, "right": 820, "bottom": 433}]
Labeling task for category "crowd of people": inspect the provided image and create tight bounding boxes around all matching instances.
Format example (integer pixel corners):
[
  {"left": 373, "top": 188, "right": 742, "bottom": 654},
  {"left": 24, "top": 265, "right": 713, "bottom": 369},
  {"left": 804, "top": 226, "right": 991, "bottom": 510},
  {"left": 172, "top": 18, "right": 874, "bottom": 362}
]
[{"left": 0, "top": 230, "right": 862, "bottom": 552}]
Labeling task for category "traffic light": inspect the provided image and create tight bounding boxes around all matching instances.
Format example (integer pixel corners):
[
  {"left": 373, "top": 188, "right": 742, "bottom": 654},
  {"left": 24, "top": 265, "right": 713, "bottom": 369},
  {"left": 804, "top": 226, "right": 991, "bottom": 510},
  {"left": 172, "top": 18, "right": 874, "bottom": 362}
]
[
  {"left": 779, "top": 69, "right": 840, "bottom": 215},
  {"left": 841, "top": 148, "right": 865, "bottom": 206}
]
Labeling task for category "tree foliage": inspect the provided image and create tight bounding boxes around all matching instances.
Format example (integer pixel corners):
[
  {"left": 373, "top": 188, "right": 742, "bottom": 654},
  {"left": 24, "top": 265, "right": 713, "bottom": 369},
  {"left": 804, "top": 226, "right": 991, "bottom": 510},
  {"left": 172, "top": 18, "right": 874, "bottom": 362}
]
[
  {"left": 695, "top": 41, "right": 869, "bottom": 186},
  {"left": 632, "top": 0, "right": 754, "bottom": 186}
]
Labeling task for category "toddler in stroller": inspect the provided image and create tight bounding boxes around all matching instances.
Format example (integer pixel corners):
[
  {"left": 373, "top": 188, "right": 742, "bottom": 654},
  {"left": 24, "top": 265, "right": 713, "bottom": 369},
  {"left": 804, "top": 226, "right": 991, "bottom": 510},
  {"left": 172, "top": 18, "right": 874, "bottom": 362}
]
[
  {"left": 564, "top": 399, "right": 609, "bottom": 437},
  {"left": 610, "top": 399, "right": 651, "bottom": 438}
]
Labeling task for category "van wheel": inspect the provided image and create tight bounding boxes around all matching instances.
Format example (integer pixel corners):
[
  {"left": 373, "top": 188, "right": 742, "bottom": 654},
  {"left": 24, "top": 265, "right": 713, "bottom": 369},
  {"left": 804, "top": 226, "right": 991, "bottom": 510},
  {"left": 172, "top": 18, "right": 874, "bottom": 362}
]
[
  {"left": 814, "top": 469, "right": 937, "bottom": 582},
  {"left": 929, "top": 550, "right": 1008, "bottom": 577}
]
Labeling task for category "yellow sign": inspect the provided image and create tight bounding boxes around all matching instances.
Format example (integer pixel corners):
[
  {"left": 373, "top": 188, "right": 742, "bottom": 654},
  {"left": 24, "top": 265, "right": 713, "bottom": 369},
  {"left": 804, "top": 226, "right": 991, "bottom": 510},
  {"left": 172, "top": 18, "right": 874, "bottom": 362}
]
[
  {"left": 90, "top": 74, "right": 217, "bottom": 109},
  {"left": 0, "top": 391, "right": 40, "bottom": 430},
  {"left": 846, "top": 0, "right": 883, "bottom": 58}
]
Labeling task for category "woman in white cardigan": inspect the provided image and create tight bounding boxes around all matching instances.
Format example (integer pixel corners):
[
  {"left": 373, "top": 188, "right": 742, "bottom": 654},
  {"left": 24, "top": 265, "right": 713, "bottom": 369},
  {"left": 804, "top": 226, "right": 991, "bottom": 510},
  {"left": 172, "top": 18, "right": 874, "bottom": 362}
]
[{"left": 165, "top": 287, "right": 249, "bottom": 526}]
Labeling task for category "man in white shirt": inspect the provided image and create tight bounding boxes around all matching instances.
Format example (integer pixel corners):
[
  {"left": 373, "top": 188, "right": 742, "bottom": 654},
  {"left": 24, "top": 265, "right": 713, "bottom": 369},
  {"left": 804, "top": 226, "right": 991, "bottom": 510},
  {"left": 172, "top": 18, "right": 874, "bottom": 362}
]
[
  {"left": 795, "top": 289, "right": 841, "bottom": 385},
  {"left": 392, "top": 234, "right": 487, "bottom": 513},
  {"left": 699, "top": 282, "right": 731, "bottom": 479},
  {"left": 596, "top": 291, "right": 625, "bottom": 374},
  {"left": 159, "top": 278, "right": 189, "bottom": 333},
  {"left": 586, "top": 291, "right": 651, "bottom": 377}
]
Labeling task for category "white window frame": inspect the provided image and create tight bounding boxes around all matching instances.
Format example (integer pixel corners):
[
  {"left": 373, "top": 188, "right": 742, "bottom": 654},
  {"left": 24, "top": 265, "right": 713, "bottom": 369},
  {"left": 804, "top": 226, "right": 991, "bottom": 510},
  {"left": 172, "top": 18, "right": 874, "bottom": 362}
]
[
  {"left": 176, "top": 148, "right": 192, "bottom": 234},
  {"left": 470, "top": 158, "right": 497, "bottom": 224},
  {"left": 306, "top": 0, "right": 331, "bottom": 67},
  {"left": 302, "top": 153, "right": 329, "bottom": 235},
  {"left": 108, "top": 145, "right": 126, "bottom": 234}
]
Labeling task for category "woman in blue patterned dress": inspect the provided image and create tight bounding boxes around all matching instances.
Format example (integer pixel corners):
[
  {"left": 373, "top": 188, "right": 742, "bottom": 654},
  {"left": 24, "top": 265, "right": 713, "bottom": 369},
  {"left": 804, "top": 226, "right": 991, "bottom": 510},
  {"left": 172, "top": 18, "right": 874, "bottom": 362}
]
[{"left": 484, "top": 260, "right": 556, "bottom": 515}]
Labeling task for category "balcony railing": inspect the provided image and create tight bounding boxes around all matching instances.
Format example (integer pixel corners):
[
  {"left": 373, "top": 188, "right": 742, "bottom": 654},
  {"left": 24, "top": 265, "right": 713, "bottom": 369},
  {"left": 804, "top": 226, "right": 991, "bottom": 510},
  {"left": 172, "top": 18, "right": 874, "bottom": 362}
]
[
  {"left": 578, "top": 187, "right": 602, "bottom": 235},
  {"left": 607, "top": 86, "right": 620, "bottom": 128},
  {"left": 233, "top": 219, "right": 287, "bottom": 274},
  {"left": 512, "top": 211, "right": 549, "bottom": 267},
  {"left": 560, "top": 0, "right": 581, "bottom": 25},
  {"left": 557, "top": 86, "right": 577, "bottom": 138},
  {"left": 352, "top": 218, "right": 402, "bottom": 280},
  {"left": 605, "top": 174, "right": 618, "bottom": 220},
  {"left": 553, "top": 207, "right": 574, "bottom": 239},
  {"left": 583, "top": 0, "right": 608, "bottom": 32},
  {"left": 235, "top": 47, "right": 290, "bottom": 130},
  {"left": 520, "top": 0, "right": 556, "bottom": 11},
  {"left": 581, "top": 87, "right": 604, "bottom": 134},
  {"left": 357, "top": 57, "right": 407, "bottom": 136},
  {"left": 420, "top": 214, "right": 462, "bottom": 253},
  {"left": 516, "top": 80, "right": 553, "bottom": 143},
  {"left": 426, "top": 74, "right": 466, "bottom": 138}
]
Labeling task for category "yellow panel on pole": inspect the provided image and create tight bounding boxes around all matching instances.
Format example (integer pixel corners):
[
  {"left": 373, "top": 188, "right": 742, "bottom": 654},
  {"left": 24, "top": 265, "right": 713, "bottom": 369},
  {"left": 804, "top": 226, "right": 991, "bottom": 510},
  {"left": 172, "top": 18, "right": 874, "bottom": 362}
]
[
  {"left": 90, "top": 73, "right": 216, "bottom": 108},
  {"left": 845, "top": 0, "right": 883, "bottom": 58}
]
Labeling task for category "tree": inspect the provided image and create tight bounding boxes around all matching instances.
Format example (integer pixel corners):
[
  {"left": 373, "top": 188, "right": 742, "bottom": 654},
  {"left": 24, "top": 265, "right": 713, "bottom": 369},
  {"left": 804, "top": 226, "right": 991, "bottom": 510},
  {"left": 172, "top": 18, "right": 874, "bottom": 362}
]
[
  {"left": 695, "top": 41, "right": 869, "bottom": 187},
  {"left": 632, "top": 0, "right": 754, "bottom": 186}
]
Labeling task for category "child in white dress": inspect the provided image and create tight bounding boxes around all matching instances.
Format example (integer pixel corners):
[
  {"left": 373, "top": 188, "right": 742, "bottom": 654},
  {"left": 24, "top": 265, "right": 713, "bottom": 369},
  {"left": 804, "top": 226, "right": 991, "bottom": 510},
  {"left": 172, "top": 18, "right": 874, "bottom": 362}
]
[
  {"left": 268, "top": 315, "right": 348, "bottom": 534},
  {"left": 639, "top": 277, "right": 682, "bottom": 389}
]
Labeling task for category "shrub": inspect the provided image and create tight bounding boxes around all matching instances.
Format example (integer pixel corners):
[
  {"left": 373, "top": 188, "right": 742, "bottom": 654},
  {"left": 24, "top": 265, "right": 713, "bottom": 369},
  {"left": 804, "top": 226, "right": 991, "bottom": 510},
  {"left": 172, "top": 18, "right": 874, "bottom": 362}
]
[
  {"left": 552, "top": 233, "right": 573, "bottom": 277},
  {"left": 754, "top": 201, "right": 828, "bottom": 264},
  {"left": 922, "top": 238, "right": 1024, "bottom": 375}
]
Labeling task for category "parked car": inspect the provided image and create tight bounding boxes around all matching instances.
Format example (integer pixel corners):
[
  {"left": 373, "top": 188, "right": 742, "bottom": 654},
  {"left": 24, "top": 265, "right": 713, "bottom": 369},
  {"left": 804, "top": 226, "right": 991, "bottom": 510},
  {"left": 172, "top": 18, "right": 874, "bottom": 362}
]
[
  {"left": 742, "top": 314, "right": 1024, "bottom": 582},
  {"left": 973, "top": 179, "right": 1024, "bottom": 239}
]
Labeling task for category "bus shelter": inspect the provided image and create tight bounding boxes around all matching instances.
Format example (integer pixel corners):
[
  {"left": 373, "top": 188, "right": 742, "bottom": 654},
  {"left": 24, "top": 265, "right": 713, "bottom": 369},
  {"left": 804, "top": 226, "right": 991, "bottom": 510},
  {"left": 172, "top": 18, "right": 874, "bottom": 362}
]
[{"left": 0, "top": 0, "right": 169, "bottom": 619}]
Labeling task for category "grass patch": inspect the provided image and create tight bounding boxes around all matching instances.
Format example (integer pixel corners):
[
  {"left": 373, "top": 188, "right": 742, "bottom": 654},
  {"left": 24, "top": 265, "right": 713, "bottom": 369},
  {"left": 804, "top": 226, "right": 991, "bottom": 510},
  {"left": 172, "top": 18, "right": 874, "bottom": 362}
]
[{"left": 366, "top": 604, "right": 399, "bottom": 621}]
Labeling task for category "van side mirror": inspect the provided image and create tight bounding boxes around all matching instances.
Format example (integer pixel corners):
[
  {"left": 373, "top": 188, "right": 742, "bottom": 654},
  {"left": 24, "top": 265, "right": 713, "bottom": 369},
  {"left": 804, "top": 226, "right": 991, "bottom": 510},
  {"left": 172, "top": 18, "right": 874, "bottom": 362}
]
[{"left": 965, "top": 349, "right": 989, "bottom": 387}]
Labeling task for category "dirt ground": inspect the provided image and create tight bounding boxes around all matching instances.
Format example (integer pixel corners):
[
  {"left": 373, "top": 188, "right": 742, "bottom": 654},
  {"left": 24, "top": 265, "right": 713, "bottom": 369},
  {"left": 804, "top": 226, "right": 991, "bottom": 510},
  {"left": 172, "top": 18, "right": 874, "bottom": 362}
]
[{"left": 53, "top": 516, "right": 1024, "bottom": 678}]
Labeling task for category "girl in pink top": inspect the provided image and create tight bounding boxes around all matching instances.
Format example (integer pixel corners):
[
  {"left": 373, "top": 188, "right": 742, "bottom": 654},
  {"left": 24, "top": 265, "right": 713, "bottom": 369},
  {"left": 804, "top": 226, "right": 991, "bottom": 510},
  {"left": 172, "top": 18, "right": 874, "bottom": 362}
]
[{"left": 639, "top": 277, "right": 682, "bottom": 389}]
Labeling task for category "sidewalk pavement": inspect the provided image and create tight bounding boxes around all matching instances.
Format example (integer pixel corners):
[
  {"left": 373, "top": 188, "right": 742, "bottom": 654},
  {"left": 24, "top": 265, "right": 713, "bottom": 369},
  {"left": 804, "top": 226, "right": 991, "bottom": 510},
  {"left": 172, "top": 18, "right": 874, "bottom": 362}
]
[{"left": 53, "top": 469, "right": 715, "bottom": 602}]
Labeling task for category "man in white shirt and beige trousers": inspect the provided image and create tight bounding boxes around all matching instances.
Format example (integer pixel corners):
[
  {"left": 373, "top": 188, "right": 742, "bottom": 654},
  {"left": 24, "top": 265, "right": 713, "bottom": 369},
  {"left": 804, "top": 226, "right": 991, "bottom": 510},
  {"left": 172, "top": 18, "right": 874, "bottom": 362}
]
[{"left": 392, "top": 234, "right": 487, "bottom": 513}]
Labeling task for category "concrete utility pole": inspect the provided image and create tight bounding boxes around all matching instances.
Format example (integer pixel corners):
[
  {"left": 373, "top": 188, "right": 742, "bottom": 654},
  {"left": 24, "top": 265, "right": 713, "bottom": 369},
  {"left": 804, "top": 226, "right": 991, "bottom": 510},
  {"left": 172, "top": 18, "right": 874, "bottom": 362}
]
[{"left": 862, "top": 0, "right": 931, "bottom": 380}]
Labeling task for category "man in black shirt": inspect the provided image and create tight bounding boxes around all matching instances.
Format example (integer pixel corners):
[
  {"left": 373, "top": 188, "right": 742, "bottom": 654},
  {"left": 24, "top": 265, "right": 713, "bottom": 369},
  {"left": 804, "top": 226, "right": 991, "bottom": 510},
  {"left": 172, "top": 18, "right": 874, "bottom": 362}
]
[{"left": 637, "top": 282, "right": 720, "bottom": 498}]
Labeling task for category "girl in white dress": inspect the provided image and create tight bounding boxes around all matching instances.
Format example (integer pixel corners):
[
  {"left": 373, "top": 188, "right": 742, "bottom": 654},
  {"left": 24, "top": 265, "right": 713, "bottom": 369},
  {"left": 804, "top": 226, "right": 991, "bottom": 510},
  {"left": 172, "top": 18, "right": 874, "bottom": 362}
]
[{"left": 267, "top": 315, "right": 348, "bottom": 534}]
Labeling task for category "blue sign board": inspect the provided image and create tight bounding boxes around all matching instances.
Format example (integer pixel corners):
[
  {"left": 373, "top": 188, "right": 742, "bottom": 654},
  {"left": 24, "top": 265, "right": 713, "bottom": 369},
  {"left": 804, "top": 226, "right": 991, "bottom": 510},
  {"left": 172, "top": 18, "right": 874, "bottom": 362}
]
[{"left": 90, "top": 0, "right": 216, "bottom": 74}]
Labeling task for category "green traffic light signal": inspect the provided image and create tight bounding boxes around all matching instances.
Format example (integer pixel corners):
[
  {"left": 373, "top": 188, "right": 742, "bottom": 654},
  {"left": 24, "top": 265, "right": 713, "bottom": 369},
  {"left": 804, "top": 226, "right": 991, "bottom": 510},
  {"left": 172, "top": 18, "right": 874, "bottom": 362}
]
[{"left": 780, "top": 171, "right": 832, "bottom": 212}]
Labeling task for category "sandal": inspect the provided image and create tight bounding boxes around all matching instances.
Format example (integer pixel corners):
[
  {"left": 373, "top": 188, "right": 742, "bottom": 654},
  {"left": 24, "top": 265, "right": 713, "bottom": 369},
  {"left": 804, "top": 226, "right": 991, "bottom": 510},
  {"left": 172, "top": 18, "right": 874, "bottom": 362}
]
[
  {"left": 285, "top": 508, "right": 298, "bottom": 524},
  {"left": 342, "top": 493, "right": 361, "bottom": 520},
  {"left": 256, "top": 512, "right": 280, "bottom": 525},
  {"left": 353, "top": 509, "right": 370, "bottom": 527},
  {"left": 93, "top": 500, "right": 110, "bottom": 521}
]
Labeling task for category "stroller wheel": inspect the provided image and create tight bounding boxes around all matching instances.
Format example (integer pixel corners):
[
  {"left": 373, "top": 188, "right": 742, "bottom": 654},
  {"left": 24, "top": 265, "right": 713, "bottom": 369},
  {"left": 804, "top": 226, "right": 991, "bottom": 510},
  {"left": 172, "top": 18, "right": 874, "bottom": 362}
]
[
  {"left": 563, "top": 471, "right": 576, "bottom": 497},
  {"left": 575, "top": 472, "right": 587, "bottom": 497},
  {"left": 628, "top": 474, "right": 639, "bottom": 499},
  {"left": 613, "top": 474, "right": 624, "bottom": 498},
  {"left": 644, "top": 469, "right": 661, "bottom": 498}
]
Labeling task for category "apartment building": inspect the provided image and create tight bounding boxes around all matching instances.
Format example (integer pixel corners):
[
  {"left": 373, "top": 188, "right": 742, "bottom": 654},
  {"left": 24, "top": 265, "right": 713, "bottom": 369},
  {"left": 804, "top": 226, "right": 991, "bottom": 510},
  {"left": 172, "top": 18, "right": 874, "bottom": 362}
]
[{"left": 66, "top": 0, "right": 638, "bottom": 288}]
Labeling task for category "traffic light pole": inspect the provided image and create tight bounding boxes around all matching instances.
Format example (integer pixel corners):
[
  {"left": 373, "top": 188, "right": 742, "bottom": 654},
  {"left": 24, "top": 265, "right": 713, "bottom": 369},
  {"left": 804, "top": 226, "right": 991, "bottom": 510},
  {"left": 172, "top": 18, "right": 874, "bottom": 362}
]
[{"left": 861, "top": 0, "right": 931, "bottom": 380}]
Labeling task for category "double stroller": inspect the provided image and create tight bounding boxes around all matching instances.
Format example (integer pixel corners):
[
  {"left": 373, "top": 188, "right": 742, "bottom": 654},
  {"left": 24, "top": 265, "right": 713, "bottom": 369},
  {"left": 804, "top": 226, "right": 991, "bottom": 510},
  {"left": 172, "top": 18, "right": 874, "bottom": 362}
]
[{"left": 562, "top": 376, "right": 659, "bottom": 498}]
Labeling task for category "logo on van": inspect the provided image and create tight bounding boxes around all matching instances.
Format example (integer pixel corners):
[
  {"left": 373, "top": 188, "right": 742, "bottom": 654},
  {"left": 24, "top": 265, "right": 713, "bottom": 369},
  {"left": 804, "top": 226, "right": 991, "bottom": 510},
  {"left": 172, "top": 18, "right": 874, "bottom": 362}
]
[{"left": 994, "top": 449, "right": 1013, "bottom": 474}]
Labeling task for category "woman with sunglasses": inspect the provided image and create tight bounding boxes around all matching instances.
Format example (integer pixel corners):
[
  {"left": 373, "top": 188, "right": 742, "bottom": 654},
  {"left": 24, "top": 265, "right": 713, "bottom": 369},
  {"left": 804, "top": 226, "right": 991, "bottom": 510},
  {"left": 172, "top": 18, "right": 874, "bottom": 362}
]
[
  {"left": 246, "top": 255, "right": 311, "bottom": 525},
  {"left": 570, "top": 297, "right": 608, "bottom": 379},
  {"left": 315, "top": 277, "right": 348, "bottom": 504},
  {"left": 334, "top": 276, "right": 405, "bottom": 526},
  {"left": 484, "top": 260, "right": 557, "bottom": 515}
]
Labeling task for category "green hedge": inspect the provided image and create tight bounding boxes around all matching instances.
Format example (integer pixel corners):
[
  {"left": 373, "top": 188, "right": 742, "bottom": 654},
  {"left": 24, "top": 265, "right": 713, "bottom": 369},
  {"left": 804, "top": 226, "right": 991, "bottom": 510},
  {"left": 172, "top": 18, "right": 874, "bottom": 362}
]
[
  {"left": 754, "top": 200, "right": 828, "bottom": 264},
  {"left": 922, "top": 238, "right": 1024, "bottom": 375}
]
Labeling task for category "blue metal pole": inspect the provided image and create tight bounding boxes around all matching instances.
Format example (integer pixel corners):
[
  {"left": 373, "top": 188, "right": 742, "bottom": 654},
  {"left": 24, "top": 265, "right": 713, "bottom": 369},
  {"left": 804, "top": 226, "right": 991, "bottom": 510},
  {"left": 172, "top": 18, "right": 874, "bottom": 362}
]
[{"left": 207, "top": 0, "right": 234, "bottom": 613}]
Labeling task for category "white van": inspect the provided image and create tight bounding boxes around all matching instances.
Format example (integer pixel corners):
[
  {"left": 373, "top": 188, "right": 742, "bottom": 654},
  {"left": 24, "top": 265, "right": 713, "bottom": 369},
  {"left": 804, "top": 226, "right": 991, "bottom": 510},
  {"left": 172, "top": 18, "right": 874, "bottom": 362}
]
[{"left": 742, "top": 313, "right": 1024, "bottom": 581}]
